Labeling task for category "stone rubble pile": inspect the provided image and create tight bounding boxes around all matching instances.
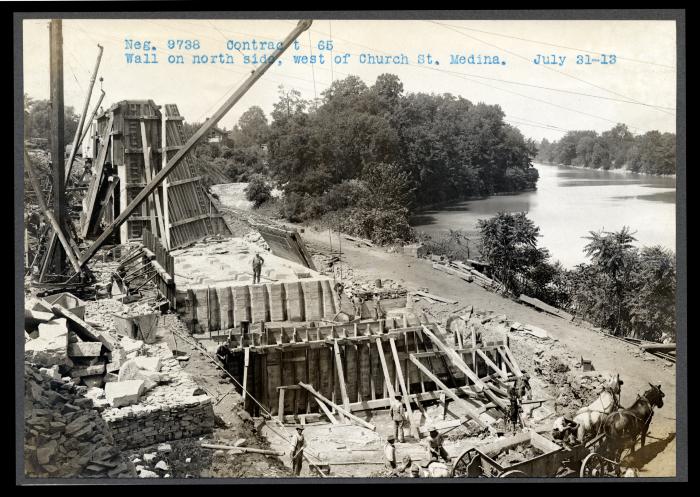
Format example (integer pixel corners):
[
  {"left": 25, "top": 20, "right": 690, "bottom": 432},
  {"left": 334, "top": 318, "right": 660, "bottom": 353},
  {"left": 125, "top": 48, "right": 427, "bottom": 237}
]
[
  {"left": 25, "top": 297, "right": 215, "bottom": 456},
  {"left": 23, "top": 362, "right": 136, "bottom": 478}
]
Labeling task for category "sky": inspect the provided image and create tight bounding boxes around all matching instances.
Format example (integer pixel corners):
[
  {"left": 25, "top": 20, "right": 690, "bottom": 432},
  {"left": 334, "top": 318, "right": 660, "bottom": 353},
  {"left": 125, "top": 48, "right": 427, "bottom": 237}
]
[{"left": 22, "top": 18, "right": 677, "bottom": 142}]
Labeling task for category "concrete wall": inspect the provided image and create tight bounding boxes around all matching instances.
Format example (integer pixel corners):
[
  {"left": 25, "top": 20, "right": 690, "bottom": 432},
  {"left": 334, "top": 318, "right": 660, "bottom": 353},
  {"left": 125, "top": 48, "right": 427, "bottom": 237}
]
[{"left": 177, "top": 278, "right": 340, "bottom": 332}]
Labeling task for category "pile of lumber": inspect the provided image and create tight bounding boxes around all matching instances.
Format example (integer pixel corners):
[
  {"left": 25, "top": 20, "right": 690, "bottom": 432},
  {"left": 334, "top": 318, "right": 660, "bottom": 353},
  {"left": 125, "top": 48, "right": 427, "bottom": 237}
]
[
  {"left": 431, "top": 260, "right": 497, "bottom": 289},
  {"left": 600, "top": 332, "right": 676, "bottom": 363}
]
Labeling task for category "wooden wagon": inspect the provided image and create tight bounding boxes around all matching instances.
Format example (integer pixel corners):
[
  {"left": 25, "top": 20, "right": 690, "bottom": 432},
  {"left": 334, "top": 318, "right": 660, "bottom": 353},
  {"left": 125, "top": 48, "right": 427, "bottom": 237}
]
[{"left": 451, "top": 431, "right": 612, "bottom": 478}]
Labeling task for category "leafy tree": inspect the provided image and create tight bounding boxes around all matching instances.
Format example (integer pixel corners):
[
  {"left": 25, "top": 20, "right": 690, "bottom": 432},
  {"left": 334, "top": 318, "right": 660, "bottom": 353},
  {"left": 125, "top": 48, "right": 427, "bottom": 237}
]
[
  {"left": 582, "top": 227, "right": 637, "bottom": 334},
  {"left": 244, "top": 174, "right": 272, "bottom": 208},
  {"left": 626, "top": 246, "right": 676, "bottom": 341},
  {"left": 477, "top": 212, "right": 548, "bottom": 294}
]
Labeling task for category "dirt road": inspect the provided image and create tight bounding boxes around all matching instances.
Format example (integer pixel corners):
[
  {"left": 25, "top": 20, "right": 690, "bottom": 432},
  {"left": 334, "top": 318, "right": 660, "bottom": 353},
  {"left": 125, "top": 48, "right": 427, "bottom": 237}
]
[{"left": 299, "top": 226, "right": 677, "bottom": 477}]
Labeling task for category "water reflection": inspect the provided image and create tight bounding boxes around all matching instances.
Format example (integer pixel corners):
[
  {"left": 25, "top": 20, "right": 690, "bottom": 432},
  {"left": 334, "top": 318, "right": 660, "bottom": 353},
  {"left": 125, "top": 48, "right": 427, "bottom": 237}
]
[{"left": 411, "top": 163, "right": 676, "bottom": 268}]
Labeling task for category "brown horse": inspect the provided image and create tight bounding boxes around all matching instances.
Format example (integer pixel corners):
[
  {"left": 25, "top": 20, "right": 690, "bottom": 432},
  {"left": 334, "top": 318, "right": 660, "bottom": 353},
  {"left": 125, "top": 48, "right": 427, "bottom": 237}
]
[{"left": 603, "top": 383, "right": 665, "bottom": 464}]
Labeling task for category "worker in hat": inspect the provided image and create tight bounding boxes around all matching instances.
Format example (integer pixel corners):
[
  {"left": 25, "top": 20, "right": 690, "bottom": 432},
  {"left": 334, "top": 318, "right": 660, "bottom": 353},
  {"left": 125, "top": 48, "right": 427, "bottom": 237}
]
[
  {"left": 384, "top": 434, "right": 397, "bottom": 470},
  {"left": 516, "top": 371, "right": 532, "bottom": 400},
  {"left": 389, "top": 394, "right": 405, "bottom": 442},
  {"left": 252, "top": 252, "right": 265, "bottom": 284},
  {"left": 373, "top": 292, "right": 385, "bottom": 320},
  {"left": 423, "top": 426, "right": 450, "bottom": 464},
  {"left": 290, "top": 425, "right": 305, "bottom": 476}
]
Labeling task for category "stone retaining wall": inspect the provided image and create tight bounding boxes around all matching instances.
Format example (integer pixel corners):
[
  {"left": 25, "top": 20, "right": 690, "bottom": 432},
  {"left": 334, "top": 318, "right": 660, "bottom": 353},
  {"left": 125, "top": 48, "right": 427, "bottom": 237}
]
[{"left": 100, "top": 343, "right": 215, "bottom": 450}]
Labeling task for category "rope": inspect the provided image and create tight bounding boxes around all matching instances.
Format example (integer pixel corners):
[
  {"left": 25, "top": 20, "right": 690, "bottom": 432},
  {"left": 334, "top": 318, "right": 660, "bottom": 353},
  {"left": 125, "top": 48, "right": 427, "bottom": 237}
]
[
  {"left": 307, "top": 30, "right": 318, "bottom": 108},
  {"left": 170, "top": 327, "right": 328, "bottom": 477}
]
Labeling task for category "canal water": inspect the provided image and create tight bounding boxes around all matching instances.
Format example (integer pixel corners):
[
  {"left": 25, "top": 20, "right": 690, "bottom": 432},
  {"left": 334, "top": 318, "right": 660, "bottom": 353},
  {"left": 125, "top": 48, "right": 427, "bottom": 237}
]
[{"left": 410, "top": 163, "right": 677, "bottom": 268}]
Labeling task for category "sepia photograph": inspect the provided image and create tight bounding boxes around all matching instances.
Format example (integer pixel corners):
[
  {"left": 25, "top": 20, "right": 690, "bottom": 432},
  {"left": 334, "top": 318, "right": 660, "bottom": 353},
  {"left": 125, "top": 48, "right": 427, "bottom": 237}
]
[{"left": 15, "top": 9, "right": 685, "bottom": 483}]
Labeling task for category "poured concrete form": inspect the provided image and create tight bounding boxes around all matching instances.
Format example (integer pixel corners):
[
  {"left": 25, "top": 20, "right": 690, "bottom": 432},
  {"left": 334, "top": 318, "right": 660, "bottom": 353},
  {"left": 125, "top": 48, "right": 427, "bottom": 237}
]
[
  {"left": 221, "top": 314, "right": 518, "bottom": 424},
  {"left": 173, "top": 237, "right": 338, "bottom": 332}
]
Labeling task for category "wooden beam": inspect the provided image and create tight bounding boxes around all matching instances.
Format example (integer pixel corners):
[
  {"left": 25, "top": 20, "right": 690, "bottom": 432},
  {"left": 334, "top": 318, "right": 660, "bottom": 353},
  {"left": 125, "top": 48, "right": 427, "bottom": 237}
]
[
  {"left": 141, "top": 121, "right": 167, "bottom": 240},
  {"left": 314, "top": 397, "right": 339, "bottom": 425},
  {"left": 497, "top": 347, "right": 521, "bottom": 377},
  {"left": 420, "top": 325, "right": 485, "bottom": 391},
  {"left": 519, "top": 294, "right": 573, "bottom": 321},
  {"left": 374, "top": 338, "right": 396, "bottom": 399},
  {"left": 242, "top": 347, "right": 250, "bottom": 402},
  {"left": 409, "top": 355, "right": 486, "bottom": 428},
  {"left": 476, "top": 349, "right": 508, "bottom": 380},
  {"left": 298, "top": 382, "right": 375, "bottom": 431},
  {"left": 81, "top": 113, "right": 114, "bottom": 238},
  {"left": 414, "top": 291, "right": 458, "bottom": 304},
  {"left": 78, "top": 20, "right": 313, "bottom": 266},
  {"left": 278, "top": 388, "right": 285, "bottom": 423},
  {"left": 389, "top": 338, "right": 415, "bottom": 436},
  {"left": 500, "top": 345, "right": 523, "bottom": 376},
  {"left": 333, "top": 340, "right": 351, "bottom": 413},
  {"left": 25, "top": 152, "right": 81, "bottom": 273}
]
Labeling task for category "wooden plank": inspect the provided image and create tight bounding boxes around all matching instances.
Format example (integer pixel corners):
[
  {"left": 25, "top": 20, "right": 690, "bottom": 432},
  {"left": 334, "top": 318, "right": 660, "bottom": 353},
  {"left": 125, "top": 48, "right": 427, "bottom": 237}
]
[
  {"left": 388, "top": 338, "right": 415, "bottom": 435},
  {"left": 476, "top": 349, "right": 508, "bottom": 380},
  {"left": 497, "top": 347, "right": 521, "bottom": 377},
  {"left": 519, "top": 294, "right": 573, "bottom": 321},
  {"left": 167, "top": 175, "right": 203, "bottom": 187},
  {"left": 242, "top": 347, "right": 250, "bottom": 402},
  {"left": 141, "top": 121, "right": 167, "bottom": 240},
  {"left": 82, "top": 113, "right": 114, "bottom": 237},
  {"left": 298, "top": 382, "right": 375, "bottom": 431},
  {"left": 409, "top": 355, "right": 486, "bottom": 428},
  {"left": 314, "top": 398, "right": 339, "bottom": 425},
  {"left": 278, "top": 388, "right": 285, "bottom": 423},
  {"left": 24, "top": 153, "right": 81, "bottom": 273},
  {"left": 420, "top": 325, "right": 485, "bottom": 390},
  {"left": 414, "top": 291, "right": 458, "bottom": 304},
  {"left": 333, "top": 340, "right": 351, "bottom": 413},
  {"left": 500, "top": 345, "right": 523, "bottom": 376},
  {"left": 169, "top": 213, "right": 210, "bottom": 228},
  {"left": 374, "top": 338, "right": 396, "bottom": 399}
]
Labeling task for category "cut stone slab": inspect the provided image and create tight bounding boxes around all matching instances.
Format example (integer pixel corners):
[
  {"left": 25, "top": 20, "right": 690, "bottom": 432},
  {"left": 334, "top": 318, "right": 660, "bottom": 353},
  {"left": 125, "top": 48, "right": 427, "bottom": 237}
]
[
  {"left": 68, "top": 341, "right": 103, "bottom": 357},
  {"left": 133, "top": 356, "right": 161, "bottom": 372},
  {"left": 521, "top": 325, "right": 549, "bottom": 339},
  {"left": 143, "top": 453, "right": 157, "bottom": 463},
  {"left": 25, "top": 319, "right": 69, "bottom": 367},
  {"left": 157, "top": 443, "right": 172, "bottom": 453},
  {"left": 70, "top": 364, "right": 106, "bottom": 378},
  {"left": 154, "top": 460, "right": 169, "bottom": 471},
  {"left": 105, "top": 380, "right": 144, "bottom": 407}
]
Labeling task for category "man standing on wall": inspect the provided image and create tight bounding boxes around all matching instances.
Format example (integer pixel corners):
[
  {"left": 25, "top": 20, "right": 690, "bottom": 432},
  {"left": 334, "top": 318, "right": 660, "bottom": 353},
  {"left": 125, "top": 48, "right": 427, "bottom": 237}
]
[
  {"left": 389, "top": 394, "right": 405, "bottom": 442},
  {"left": 291, "top": 425, "right": 306, "bottom": 476},
  {"left": 252, "top": 252, "right": 265, "bottom": 284}
]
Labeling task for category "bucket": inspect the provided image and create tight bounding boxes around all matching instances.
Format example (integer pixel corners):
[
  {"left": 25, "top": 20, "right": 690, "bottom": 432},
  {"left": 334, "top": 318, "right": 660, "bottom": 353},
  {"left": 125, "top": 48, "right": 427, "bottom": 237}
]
[
  {"left": 112, "top": 314, "right": 135, "bottom": 338},
  {"left": 133, "top": 313, "right": 160, "bottom": 344}
]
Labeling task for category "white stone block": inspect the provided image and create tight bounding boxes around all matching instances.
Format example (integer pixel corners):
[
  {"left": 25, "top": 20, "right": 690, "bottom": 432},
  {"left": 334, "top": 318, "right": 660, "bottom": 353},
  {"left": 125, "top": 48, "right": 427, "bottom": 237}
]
[{"left": 105, "top": 380, "right": 145, "bottom": 407}]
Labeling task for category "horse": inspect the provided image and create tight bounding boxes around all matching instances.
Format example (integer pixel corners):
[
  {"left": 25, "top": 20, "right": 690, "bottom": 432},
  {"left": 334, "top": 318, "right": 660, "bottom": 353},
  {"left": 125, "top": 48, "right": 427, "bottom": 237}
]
[
  {"left": 571, "top": 373, "right": 623, "bottom": 443},
  {"left": 603, "top": 383, "right": 665, "bottom": 463}
]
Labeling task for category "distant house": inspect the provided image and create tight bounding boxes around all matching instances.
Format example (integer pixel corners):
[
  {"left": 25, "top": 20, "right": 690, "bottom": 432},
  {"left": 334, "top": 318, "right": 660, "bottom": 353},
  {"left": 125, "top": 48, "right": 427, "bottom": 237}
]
[{"left": 207, "top": 127, "right": 228, "bottom": 144}]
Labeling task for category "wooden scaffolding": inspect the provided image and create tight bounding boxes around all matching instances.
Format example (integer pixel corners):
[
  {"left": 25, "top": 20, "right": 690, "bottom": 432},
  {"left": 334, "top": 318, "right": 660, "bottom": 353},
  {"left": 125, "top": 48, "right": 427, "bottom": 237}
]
[{"left": 80, "top": 100, "right": 231, "bottom": 248}]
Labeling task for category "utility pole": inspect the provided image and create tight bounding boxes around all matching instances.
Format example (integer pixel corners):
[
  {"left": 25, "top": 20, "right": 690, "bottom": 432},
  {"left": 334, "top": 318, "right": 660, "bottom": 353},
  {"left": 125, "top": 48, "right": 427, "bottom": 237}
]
[{"left": 49, "top": 19, "right": 66, "bottom": 273}]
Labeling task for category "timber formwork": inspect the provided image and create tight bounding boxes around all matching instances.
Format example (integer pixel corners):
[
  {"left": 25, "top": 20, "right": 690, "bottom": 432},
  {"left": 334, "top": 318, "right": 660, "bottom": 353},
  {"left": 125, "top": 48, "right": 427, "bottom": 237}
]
[
  {"left": 223, "top": 316, "right": 521, "bottom": 424},
  {"left": 81, "top": 100, "right": 231, "bottom": 248}
]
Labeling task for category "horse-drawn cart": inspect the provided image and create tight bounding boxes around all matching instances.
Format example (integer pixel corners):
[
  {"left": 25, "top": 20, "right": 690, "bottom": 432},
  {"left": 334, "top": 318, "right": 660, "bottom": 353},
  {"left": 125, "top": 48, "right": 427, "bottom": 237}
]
[{"left": 451, "top": 430, "right": 615, "bottom": 478}]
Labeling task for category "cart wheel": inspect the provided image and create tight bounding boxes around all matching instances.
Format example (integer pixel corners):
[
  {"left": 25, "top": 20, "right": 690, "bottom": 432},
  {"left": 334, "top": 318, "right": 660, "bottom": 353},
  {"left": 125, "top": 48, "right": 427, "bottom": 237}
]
[
  {"left": 580, "top": 453, "right": 608, "bottom": 477},
  {"left": 451, "top": 448, "right": 480, "bottom": 477},
  {"left": 500, "top": 470, "right": 527, "bottom": 478}
]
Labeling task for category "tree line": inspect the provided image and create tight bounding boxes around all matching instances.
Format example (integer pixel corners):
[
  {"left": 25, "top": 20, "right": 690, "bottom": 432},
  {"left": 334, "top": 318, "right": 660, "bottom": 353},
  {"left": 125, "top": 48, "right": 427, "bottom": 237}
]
[
  {"left": 537, "top": 124, "right": 676, "bottom": 175},
  {"left": 477, "top": 212, "right": 676, "bottom": 342},
  {"left": 230, "top": 73, "right": 540, "bottom": 244}
]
